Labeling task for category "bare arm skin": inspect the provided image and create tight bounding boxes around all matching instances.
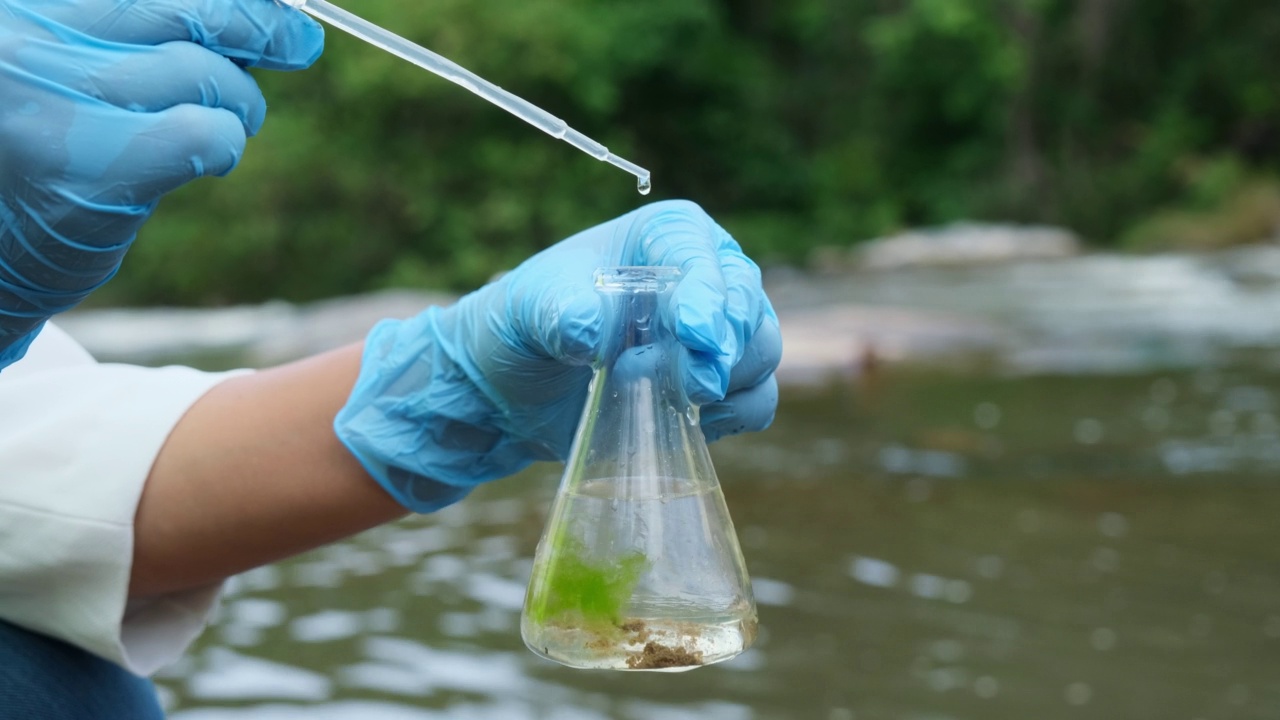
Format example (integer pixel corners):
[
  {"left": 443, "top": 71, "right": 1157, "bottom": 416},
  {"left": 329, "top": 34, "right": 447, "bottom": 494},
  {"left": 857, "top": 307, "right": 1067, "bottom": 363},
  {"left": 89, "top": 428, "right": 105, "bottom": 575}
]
[{"left": 129, "top": 343, "right": 416, "bottom": 598}]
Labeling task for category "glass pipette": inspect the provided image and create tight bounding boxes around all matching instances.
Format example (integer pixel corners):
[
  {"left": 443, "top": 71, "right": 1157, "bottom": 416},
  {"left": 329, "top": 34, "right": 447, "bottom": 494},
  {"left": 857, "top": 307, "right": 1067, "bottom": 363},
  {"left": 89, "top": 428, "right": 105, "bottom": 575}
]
[{"left": 280, "top": 0, "right": 652, "bottom": 194}]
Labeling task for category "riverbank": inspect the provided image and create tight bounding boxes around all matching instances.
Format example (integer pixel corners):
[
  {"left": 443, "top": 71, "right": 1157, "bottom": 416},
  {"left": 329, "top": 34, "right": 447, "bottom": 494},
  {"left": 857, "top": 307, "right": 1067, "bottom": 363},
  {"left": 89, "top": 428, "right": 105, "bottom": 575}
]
[{"left": 57, "top": 243, "right": 1280, "bottom": 380}]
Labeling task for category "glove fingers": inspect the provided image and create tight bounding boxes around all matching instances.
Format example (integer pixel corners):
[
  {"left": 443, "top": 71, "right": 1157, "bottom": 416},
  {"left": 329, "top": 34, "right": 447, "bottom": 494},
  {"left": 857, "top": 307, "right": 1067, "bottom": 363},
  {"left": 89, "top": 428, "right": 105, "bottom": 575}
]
[
  {"left": 673, "top": 278, "right": 773, "bottom": 405},
  {"left": 728, "top": 314, "right": 783, "bottom": 394},
  {"left": 700, "top": 374, "right": 779, "bottom": 443},
  {"left": 23, "top": 39, "right": 267, "bottom": 136},
  {"left": 712, "top": 223, "right": 768, "bottom": 370},
  {"left": 101, "top": 103, "right": 248, "bottom": 196},
  {"left": 547, "top": 286, "right": 604, "bottom": 365},
  {"left": 9, "top": 104, "right": 245, "bottom": 291},
  {"left": 52, "top": 102, "right": 245, "bottom": 229},
  {"left": 65, "top": 0, "right": 324, "bottom": 70},
  {"left": 114, "top": 42, "right": 267, "bottom": 135},
  {"left": 629, "top": 200, "right": 732, "bottom": 402},
  {"left": 635, "top": 201, "right": 729, "bottom": 354},
  {"left": 509, "top": 272, "right": 603, "bottom": 366}
]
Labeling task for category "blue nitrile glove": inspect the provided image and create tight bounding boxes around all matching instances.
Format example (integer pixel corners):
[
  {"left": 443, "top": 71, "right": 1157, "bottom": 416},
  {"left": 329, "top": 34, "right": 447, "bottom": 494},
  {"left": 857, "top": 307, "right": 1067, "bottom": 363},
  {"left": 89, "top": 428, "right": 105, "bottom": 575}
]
[
  {"left": 0, "top": 0, "right": 324, "bottom": 368},
  {"left": 336, "top": 200, "right": 783, "bottom": 512}
]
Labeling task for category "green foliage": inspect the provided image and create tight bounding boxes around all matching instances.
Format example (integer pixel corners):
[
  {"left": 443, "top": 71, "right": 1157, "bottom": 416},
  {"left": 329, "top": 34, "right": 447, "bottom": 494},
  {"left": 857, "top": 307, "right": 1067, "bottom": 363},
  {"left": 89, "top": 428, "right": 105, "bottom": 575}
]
[
  {"left": 106, "top": 0, "right": 1280, "bottom": 305},
  {"left": 1122, "top": 177, "right": 1280, "bottom": 251}
]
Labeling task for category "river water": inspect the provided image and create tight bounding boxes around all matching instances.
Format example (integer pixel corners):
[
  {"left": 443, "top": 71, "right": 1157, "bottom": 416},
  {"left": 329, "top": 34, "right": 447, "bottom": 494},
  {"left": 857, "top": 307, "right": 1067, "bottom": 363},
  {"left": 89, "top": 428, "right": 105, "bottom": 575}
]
[{"left": 68, "top": 249, "right": 1280, "bottom": 719}]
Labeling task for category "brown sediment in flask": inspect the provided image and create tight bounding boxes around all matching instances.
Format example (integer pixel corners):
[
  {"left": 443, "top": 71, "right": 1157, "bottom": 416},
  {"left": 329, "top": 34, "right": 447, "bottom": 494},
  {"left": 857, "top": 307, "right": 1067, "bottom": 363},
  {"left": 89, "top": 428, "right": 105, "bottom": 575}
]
[{"left": 626, "top": 641, "right": 704, "bottom": 670}]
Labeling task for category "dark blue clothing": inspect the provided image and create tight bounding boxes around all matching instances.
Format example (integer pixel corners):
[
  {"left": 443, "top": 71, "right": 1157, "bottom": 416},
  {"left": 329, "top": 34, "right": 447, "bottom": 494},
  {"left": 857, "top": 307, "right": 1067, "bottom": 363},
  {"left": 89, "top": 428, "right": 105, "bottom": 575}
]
[{"left": 0, "top": 620, "right": 164, "bottom": 719}]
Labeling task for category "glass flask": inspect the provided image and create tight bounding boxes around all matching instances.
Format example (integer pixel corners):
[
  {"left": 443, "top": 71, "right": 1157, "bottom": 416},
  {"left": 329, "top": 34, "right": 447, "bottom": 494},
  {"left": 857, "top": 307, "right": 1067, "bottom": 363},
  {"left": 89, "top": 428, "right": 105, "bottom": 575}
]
[{"left": 521, "top": 266, "right": 758, "bottom": 672}]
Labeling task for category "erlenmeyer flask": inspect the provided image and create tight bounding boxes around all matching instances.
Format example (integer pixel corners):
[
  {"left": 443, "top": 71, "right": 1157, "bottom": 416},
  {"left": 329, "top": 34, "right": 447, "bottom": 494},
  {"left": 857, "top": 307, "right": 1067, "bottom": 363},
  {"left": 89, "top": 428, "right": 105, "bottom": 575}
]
[{"left": 521, "top": 266, "right": 758, "bottom": 672}]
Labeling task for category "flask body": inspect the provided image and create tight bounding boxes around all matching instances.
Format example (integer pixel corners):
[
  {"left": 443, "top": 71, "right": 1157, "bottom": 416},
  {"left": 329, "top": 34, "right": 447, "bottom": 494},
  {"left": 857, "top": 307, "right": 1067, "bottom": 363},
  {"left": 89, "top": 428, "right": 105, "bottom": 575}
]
[{"left": 521, "top": 267, "right": 757, "bottom": 671}]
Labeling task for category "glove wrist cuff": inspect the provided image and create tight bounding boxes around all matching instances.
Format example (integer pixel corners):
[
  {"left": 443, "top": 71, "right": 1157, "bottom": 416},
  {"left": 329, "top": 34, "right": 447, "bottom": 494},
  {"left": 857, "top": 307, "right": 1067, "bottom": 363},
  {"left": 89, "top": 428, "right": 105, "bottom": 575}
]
[{"left": 333, "top": 310, "right": 532, "bottom": 513}]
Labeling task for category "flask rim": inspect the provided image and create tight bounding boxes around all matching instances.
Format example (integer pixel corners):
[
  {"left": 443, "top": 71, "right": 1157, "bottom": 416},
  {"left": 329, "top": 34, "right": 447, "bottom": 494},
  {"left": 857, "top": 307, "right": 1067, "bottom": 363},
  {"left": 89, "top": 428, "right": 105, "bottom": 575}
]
[{"left": 594, "top": 266, "right": 682, "bottom": 293}]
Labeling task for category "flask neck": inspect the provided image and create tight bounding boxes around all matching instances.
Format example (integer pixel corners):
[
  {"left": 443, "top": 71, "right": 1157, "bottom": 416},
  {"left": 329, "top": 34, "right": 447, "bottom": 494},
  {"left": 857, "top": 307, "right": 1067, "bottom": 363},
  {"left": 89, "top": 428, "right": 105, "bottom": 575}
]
[
  {"left": 595, "top": 267, "right": 682, "bottom": 377},
  {"left": 572, "top": 267, "right": 711, "bottom": 488}
]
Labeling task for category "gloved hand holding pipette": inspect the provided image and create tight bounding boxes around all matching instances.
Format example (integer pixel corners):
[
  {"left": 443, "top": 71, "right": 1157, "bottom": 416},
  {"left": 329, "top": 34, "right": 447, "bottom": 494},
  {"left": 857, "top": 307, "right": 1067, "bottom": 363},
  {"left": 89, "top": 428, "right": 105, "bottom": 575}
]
[
  {"left": 0, "top": 0, "right": 323, "bottom": 367},
  {"left": 336, "top": 200, "right": 782, "bottom": 512},
  {"left": 0, "top": 0, "right": 656, "bottom": 372}
]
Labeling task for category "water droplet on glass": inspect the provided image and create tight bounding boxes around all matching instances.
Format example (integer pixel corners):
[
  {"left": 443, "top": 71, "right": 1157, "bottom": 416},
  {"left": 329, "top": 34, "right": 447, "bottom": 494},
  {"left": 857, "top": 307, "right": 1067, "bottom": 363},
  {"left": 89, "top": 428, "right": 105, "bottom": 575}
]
[{"left": 637, "top": 175, "right": 652, "bottom": 195}]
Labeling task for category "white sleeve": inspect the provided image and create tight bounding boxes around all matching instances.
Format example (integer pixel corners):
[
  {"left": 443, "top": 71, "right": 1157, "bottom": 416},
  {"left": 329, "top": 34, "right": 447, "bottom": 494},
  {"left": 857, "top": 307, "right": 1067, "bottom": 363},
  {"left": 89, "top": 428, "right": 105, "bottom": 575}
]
[{"left": 0, "top": 324, "right": 248, "bottom": 675}]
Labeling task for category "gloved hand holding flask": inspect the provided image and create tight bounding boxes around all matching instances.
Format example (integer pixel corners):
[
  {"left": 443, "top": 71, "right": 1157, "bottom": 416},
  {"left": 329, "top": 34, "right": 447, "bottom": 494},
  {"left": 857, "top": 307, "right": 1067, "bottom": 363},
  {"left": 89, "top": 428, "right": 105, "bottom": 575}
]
[
  {"left": 0, "top": 0, "right": 325, "bottom": 367},
  {"left": 335, "top": 200, "right": 783, "bottom": 512}
]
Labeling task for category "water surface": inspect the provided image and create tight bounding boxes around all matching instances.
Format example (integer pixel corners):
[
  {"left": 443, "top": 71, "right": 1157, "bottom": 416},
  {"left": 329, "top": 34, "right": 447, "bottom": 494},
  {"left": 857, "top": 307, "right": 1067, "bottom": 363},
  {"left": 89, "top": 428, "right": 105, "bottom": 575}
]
[{"left": 158, "top": 367, "right": 1280, "bottom": 720}]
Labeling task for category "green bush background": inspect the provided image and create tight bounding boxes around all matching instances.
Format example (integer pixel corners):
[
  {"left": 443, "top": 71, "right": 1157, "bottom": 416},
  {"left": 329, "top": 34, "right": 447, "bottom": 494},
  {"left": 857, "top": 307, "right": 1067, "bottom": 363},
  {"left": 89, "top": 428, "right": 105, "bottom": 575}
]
[{"left": 111, "top": 0, "right": 1280, "bottom": 305}]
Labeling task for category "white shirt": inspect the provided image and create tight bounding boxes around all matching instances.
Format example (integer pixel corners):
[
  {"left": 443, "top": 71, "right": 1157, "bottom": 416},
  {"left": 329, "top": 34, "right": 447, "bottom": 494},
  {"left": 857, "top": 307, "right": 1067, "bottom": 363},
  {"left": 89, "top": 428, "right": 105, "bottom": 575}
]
[{"left": 0, "top": 323, "right": 245, "bottom": 675}]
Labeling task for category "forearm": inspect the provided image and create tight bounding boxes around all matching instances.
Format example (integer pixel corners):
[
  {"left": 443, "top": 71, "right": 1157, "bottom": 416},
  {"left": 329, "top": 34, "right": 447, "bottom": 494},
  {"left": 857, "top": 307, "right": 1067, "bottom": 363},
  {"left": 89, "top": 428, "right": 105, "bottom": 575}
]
[{"left": 129, "top": 343, "right": 410, "bottom": 599}]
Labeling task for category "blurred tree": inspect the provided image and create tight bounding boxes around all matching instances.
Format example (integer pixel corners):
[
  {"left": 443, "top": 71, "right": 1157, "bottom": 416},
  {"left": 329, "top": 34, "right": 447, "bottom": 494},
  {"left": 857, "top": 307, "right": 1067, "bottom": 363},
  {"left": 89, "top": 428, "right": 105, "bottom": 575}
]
[{"left": 106, "top": 0, "right": 1280, "bottom": 306}]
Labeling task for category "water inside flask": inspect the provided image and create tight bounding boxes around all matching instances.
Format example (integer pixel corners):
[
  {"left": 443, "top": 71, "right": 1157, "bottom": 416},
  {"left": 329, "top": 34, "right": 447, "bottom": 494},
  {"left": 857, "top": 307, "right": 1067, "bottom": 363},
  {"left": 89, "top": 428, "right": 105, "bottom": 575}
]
[{"left": 521, "top": 266, "right": 758, "bottom": 672}]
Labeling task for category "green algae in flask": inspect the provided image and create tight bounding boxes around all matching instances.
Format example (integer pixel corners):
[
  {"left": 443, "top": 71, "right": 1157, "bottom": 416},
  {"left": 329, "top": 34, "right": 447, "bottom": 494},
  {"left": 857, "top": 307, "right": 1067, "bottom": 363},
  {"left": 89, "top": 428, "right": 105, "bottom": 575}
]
[{"left": 521, "top": 266, "right": 758, "bottom": 672}]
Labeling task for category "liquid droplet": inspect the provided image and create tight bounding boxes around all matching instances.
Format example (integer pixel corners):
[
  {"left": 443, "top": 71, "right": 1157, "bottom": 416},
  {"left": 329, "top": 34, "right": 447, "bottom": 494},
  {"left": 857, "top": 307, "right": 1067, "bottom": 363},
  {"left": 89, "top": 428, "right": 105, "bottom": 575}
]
[{"left": 637, "top": 175, "right": 652, "bottom": 195}]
